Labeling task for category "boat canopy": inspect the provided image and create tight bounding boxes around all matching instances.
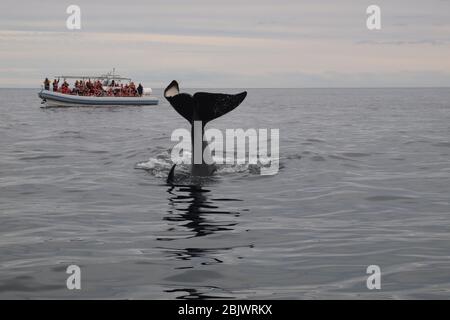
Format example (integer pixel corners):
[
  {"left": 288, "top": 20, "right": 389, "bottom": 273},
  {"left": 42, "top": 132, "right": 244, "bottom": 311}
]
[
  {"left": 55, "top": 75, "right": 131, "bottom": 81},
  {"left": 54, "top": 70, "right": 133, "bottom": 87},
  {"left": 54, "top": 75, "right": 131, "bottom": 81},
  {"left": 54, "top": 69, "right": 132, "bottom": 83}
]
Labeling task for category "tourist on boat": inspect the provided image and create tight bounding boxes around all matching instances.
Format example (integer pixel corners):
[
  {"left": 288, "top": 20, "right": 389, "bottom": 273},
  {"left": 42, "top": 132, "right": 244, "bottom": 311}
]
[
  {"left": 137, "top": 83, "right": 143, "bottom": 96},
  {"left": 44, "top": 78, "right": 50, "bottom": 90},
  {"left": 60, "top": 81, "right": 71, "bottom": 94},
  {"left": 60, "top": 80, "right": 68, "bottom": 93},
  {"left": 52, "top": 79, "right": 59, "bottom": 92},
  {"left": 71, "top": 82, "right": 79, "bottom": 95},
  {"left": 129, "top": 82, "right": 137, "bottom": 96}
]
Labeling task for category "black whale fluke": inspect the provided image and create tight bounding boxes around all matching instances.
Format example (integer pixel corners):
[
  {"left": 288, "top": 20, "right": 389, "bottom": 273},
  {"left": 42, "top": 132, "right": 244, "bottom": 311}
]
[
  {"left": 164, "top": 80, "right": 247, "bottom": 181},
  {"left": 164, "top": 80, "right": 247, "bottom": 124}
]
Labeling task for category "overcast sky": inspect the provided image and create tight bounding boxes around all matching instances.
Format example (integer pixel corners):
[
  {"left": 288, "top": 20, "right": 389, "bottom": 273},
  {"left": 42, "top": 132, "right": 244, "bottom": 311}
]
[{"left": 0, "top": 0, "right": 449, "bottom": 88}]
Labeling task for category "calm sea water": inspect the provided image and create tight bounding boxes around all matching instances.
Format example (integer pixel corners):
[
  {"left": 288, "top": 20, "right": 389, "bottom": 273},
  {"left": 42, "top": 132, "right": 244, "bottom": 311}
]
[{"left": 1, "top": 88, "right": 450, "bottom": 299}]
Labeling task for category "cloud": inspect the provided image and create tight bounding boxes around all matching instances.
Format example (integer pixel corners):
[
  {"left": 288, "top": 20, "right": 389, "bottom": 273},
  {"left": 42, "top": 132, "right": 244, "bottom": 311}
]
[{"left": 0, "top": 0, "right": 450, "bottom": 87}]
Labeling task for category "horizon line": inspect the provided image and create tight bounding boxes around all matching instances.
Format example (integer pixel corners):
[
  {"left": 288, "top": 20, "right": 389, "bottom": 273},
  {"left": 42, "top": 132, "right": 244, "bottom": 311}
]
[{"left": 2, "top": 86, "right": 450, "bottom": 90}]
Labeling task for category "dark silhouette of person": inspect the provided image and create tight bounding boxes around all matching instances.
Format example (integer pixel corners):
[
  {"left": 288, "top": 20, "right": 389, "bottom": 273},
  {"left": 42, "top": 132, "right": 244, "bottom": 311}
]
[
  {"left": 43, "top": 78, "right": 50, "bottom": 90},
  {"left": 52, "top": 79, "right": 59, "bottom": 92},
  {"left": 137, "top": 83, "right": 143, "bottom": 96}
]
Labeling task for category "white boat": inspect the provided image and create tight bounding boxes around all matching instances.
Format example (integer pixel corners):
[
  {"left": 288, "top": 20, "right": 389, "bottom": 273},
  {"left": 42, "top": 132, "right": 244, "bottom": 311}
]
[
  {"left": 39, "top": 90, "right": 159, "bottom": 107},
  {"left": 38, "top": 71, "right": 159, "bottom": 107}
]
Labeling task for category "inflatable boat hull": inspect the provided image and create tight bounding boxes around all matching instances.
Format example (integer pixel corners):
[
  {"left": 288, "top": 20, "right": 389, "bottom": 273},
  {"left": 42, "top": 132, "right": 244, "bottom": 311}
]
[{"left": 38, "top": 90, "right": 159, "bottom": 107}]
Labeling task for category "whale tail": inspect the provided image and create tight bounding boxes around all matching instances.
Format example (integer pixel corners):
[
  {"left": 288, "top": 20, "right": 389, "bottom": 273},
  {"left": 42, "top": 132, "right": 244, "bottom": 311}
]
[
  {"left": 164, "top": 80, "right": 247, "bottom": 177},
  {"left": 164, "top": 80, "right": 247, "bottom": 124}
]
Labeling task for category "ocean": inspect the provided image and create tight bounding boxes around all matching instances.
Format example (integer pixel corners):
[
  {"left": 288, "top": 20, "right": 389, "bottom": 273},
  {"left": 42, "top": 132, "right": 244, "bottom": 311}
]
[{"left": 0, "top": 88, "right": 449, "bottom": 299}]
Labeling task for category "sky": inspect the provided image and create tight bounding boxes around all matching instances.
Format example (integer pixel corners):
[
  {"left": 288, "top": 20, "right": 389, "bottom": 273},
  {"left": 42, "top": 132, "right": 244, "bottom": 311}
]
[{"left": 0, "top": 0, "right": 449, "bottom": 88}]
